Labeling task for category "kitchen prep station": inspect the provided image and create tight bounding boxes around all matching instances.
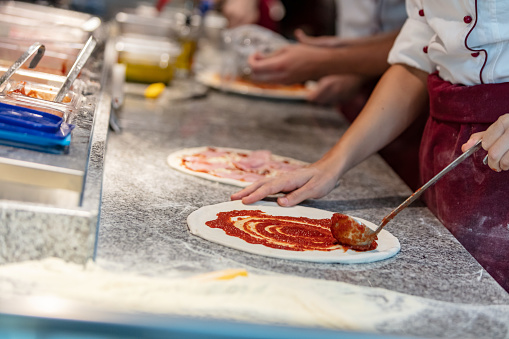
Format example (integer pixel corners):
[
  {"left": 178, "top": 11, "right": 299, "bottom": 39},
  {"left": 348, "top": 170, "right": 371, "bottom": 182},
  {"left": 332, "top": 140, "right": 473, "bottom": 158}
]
[
  {"left": 1, "top": 2, "right": 509, "bottom": 339},
  {"left": 0, "top": 1, "right": 109, "bottom": 264}
]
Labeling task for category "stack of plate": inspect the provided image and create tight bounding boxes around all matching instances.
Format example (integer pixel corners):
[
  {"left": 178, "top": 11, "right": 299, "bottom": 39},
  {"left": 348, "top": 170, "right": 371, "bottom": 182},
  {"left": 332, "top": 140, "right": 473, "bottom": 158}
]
[{"left": 0, "top": 102, "right": 74, "bottom": 151}]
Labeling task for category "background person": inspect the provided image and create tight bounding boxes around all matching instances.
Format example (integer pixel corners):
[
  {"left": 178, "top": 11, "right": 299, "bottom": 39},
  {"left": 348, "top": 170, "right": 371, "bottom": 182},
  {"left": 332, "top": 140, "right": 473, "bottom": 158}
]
[
  {"left": 246, "top": 0, "right": 425, "bottom": 190},
  {"left": 248, "top": 0, "right": 407, "bottom": 106}
]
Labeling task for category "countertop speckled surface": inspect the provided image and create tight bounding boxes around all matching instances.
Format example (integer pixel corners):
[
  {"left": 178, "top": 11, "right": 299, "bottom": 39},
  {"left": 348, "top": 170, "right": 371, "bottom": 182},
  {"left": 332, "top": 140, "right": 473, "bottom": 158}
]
[
  {"left": 97, "top": 85, "right": 508, "bottom": 300},
  {"left": 94, "top": 84, "right": 509, "bottom": 338}
]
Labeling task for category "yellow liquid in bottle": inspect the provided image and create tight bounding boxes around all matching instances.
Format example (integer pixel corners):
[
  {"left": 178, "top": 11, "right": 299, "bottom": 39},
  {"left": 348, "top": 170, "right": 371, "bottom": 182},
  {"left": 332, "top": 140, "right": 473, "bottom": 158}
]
[{"left": 175, "top": 39, "right": 198, "bottom": 72}]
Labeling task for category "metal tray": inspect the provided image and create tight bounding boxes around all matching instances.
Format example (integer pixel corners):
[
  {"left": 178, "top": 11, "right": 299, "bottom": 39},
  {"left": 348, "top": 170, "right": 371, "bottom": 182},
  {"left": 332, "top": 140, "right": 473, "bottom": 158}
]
[{"left": 0, "top": 38, "right": 81, "bottom": 76}]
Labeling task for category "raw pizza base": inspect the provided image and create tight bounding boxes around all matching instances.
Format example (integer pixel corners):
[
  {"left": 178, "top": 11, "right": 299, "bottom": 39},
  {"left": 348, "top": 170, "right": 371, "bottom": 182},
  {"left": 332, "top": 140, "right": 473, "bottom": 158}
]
[
  {"left": 196, "top": 70, "right": 313, "bottom": 100},
  {"left": 187, "top": 200, "right": 400, "bottom": 264},
  {"left": 167, "top": 146, "right": 308, "bottom": 187}
]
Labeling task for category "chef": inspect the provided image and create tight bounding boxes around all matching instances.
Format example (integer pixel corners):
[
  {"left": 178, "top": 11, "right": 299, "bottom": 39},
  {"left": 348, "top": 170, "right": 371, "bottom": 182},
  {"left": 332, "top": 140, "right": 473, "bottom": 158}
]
[{"left": 232, "top": 0, "right": 509, "bottom": 292}]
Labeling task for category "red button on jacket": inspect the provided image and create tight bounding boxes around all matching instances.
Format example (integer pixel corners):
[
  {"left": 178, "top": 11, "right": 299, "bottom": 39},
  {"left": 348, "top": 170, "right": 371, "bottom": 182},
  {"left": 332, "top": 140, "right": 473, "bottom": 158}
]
[
  {"left": 419, "top": 9, "right": 424, "bottom": 16},
  {"left": 464, "top": 15, "right": 472, "bottom": 23}
]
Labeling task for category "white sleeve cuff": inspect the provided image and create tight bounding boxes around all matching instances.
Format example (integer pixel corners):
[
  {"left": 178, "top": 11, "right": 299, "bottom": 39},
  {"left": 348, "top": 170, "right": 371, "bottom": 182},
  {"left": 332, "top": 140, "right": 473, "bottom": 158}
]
[{"left": 388, "top": 16, "right": 435, "bottom": 73}]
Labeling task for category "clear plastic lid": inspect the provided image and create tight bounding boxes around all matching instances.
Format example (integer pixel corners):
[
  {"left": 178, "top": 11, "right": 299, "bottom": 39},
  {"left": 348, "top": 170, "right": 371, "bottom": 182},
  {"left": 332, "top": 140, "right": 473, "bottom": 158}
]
[
  {"left": 222, "top": 24, "right": 289, "bottom": 78},
  {"left": 0, "top": 96, "right": 66, "bottom": 118},
  {"left": 0, "top": 80, "right": 84, "bottom": 121}
]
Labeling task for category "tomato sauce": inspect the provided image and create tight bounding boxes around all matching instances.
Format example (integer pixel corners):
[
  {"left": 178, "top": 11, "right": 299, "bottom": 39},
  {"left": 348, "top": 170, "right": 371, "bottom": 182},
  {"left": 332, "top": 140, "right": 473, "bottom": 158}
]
[
  {"left": 9, "top": 82, "right": 72, "bottom": 103},
  {"left": 330, "top": 213, "right": 378, "bottom": 251},
  {"left": 206, "top": 209, "right": 349, "bottom": 252}
]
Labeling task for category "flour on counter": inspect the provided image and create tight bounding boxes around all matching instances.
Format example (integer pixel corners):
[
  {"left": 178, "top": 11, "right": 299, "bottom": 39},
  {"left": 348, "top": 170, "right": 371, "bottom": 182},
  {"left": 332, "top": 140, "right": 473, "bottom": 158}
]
[{"left": 1, "top": 258, "right": 508, "bottom": 338}]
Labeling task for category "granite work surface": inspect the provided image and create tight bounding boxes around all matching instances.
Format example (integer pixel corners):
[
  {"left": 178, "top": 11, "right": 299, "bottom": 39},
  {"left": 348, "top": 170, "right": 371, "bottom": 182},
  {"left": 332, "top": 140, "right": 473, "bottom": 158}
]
[{"left": 96, "top": 87, "right": 509, "bottom": 337}]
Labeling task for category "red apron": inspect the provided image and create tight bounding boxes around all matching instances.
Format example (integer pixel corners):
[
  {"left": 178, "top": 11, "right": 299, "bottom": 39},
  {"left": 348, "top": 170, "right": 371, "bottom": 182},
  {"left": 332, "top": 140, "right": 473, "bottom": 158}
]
[{"left": 421, "top": 73, "right": 509, "bottom": 292}]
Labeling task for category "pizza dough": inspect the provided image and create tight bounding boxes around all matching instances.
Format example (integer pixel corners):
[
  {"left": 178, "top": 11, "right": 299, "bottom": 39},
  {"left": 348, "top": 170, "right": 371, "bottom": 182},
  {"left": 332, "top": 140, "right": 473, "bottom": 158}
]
[
  {"left": 1, "top": 258, "right": 505, "bottom": 337},
  {"left": 196, "top": 70, "right": 314, "bottom": 100},
  {"left": 167, "top": 146, "right": 307, "bottom": 187},
  {"left": 0, "top": 257, "right": 431, "bottom": 333},
  {"left": 187, "top": 200, "right": 400, "bottom": 264}
]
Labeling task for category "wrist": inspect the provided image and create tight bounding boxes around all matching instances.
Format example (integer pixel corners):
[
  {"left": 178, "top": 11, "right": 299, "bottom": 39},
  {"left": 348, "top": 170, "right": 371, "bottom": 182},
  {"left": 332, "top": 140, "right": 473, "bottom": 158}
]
[
  {"left": 312, "top": 49, "right": 342, "bottom": 80},
  {"left": 314, "top": 148, "right": 349, "bottom": 184}
]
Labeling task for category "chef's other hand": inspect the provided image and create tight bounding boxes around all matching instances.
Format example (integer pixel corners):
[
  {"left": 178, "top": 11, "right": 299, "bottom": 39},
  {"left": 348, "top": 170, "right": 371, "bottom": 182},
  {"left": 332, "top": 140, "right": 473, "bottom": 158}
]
[
  {"left": 307, "top": 74, "right": 364, "bottom": 105},
  {"left": 461, "top": 113, "right": 509, "bottom": 172},
  {"left": 247, "top": 44, "right": 323, "bottom": 84},
  {"left": 230, "top": 163, "right": 339, "bottom": 207}
]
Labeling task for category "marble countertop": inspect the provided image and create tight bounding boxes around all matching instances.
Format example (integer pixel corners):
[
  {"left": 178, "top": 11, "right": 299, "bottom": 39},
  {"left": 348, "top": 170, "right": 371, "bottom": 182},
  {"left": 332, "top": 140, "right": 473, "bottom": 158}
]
[{"left": 92, "top": 83, "right": 509, "bottom": 337}]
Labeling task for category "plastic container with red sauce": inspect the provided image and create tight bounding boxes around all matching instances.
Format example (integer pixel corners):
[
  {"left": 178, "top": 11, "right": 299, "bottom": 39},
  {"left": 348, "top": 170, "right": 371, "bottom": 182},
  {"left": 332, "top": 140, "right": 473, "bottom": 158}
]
[{"left": 0, "top": 80, "right": 83, "bottom": 121}]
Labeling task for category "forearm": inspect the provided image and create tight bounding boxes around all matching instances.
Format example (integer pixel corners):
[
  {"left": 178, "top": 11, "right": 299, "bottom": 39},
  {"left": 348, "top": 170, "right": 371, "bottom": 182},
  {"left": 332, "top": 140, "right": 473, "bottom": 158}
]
[
  {"left": 312, "top": 30, "right": 400, "bottom": 78},
  {"left": 318, "top": 64, "right": 429, "bottom": 179},
  {"left": 232, "top": 64, "right": 429, "bottom": 206}
]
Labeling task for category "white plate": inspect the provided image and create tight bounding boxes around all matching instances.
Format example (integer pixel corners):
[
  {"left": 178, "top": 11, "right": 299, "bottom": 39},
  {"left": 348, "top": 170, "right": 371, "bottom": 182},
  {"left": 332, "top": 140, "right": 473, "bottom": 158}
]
[
  {"left": 167, "top": 146, "right": 308, "bottom": 188},
  {"left": 187, "top": 200, "right": 400, "bottom": 264},
  {"left": 196, "top": 70, "right": 313, "bottom": 100}
]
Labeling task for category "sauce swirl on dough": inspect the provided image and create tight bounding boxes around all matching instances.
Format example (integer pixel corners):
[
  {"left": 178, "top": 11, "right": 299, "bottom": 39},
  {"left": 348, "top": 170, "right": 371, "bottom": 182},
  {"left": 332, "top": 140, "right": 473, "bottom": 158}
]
[{"left": 206, "top": 210, "right": 375, "bottom": 252}]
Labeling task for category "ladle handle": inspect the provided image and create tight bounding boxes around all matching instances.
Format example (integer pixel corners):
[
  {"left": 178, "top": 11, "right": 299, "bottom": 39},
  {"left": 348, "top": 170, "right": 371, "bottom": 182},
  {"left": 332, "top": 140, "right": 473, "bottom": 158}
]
[{"left": 373, "top": 139, "right": 483, "bottom": 235}]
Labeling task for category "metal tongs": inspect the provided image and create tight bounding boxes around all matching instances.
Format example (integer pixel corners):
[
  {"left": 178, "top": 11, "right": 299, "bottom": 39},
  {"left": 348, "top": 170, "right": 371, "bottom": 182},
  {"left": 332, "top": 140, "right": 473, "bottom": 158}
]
[
  {"left": 54, "top": 36, "right": 97, "bottom": 103},
  {"left": 0, "top": 42, "right": 46, "bottom": 89}
]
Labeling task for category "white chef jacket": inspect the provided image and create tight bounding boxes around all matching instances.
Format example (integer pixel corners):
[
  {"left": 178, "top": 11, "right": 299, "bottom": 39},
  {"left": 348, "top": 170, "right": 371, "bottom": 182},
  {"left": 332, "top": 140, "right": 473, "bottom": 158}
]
[
  {"left": 388, "top": 0, "right": 509, "bottom": 86},
  {"left": 336, "top": 0, "right": 407, "bottom": 38}
]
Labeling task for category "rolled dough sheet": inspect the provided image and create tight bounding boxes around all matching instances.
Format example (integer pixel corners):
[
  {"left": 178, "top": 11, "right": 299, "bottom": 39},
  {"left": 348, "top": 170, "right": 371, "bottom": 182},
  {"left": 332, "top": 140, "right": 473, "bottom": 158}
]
[
  {"left": 0, "top": 258, "right": 424, "bottom": 332},
  {"left": 2, "top": 258, "right": 506, "bottom": 338}
]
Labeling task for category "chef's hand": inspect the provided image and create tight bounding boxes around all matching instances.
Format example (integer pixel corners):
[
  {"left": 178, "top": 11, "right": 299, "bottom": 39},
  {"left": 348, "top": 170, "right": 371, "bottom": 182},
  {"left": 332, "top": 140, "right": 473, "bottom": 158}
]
[
  {"left": 248, "top": 44, "right": 324, "bottom": 84},
  {"left": 230, "top": 161, "right": 340, "bottom": 206},
  {"left": 461, "top": 113, "right": 509, "bottom": 172},
  {"left": 307, "top": 74, "right": 364, "bottom": 105}
]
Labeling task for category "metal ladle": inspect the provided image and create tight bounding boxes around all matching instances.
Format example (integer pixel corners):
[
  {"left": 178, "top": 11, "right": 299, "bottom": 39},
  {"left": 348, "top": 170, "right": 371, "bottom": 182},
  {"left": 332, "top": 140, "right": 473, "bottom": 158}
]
[
  {"left": 331, "top": 139, "right": 485, "bottom": 250},
  {"left": 0, "top": 42, "right": 45, "bottom": 88}
]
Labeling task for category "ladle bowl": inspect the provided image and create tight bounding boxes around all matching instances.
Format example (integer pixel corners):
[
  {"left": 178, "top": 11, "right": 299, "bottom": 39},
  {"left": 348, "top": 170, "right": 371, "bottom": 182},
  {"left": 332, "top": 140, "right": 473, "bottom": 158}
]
[{"left": 330, "top": 139, "right": 484, "bottom": 251}]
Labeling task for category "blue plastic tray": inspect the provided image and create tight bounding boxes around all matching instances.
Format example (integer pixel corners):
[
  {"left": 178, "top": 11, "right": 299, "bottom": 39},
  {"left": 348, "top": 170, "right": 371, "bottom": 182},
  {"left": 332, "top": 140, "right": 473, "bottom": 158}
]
[
  {"left": 0, "top": 100, "right": 75, "bottom": 147},
  {"left": 0, "top": 127, "right": 72, "bottom": 146},
  {"left": 0, "top": 102, "right": 63, "bottom": 133},
  {"left": 0, "top": 118, "right": 74, "bottom": 146}
]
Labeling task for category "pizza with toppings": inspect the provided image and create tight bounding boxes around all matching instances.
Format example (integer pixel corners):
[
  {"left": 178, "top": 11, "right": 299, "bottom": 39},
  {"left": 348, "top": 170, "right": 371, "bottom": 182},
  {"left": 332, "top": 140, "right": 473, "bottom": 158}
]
[
  {"left": 196, "top": 70, "right": 313, "bottom": 100},
  {"left": 221, "top": 73, "right": 307, "bottom": 92},
  {"left": 167, "top": 146, "right": 307, "bottom": 187},
  {"left": 187, "top": 201, "right": 400, "bottom": 264}
]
